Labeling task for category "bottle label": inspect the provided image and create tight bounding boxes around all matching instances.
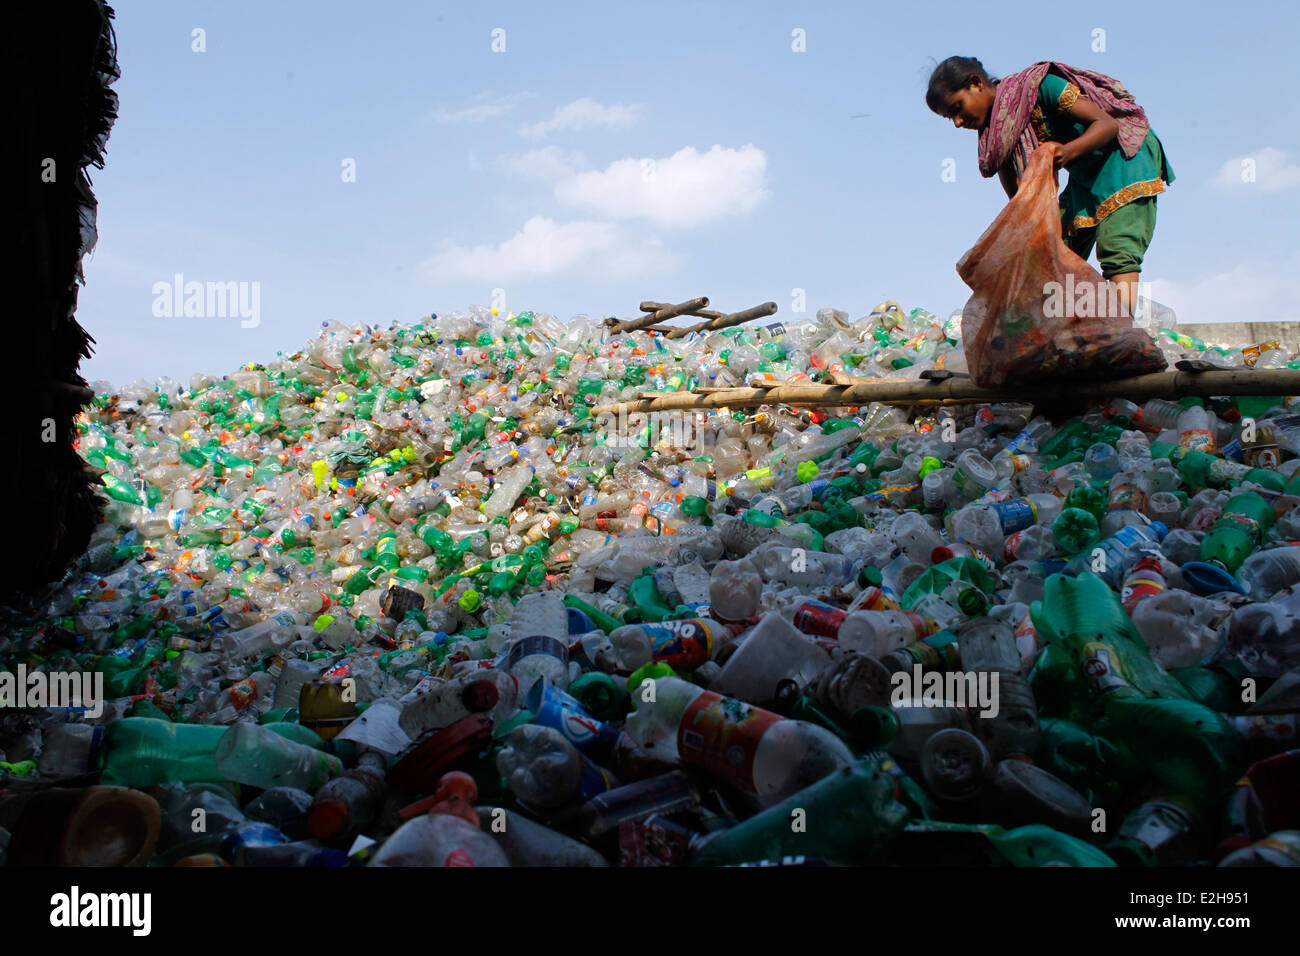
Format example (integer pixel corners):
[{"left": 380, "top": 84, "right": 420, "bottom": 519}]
[
  {"left": 1003, "top": 531, "right": 1027, "bottom": 563},
  {"left": 1003, "top": 454, "right": 1031, "bottom": 475},
  {"left": 851, "top": 588, "right": 900, "bottom": 613},
  {"left": 964, "top": 544, "right": 1000, "bottom": 573},
  {"left": 1003, "top": 429, "right": 1032, "bottom": 454},
  {"left": 1108, "top": 483, "right": 1147, "bottom": 515},
  {"left": 903, "top": 610, "right": 938, "bottom": 641},
  {"left": 894, "top": 640, "right": 954, "bottom": 672},
  {"left": 1082, "top": 642, "right": 1131, "bottom": 694},
  {"left": 531, "top": 682, "right": 621, "bottom": 761},
  {"left": 1120, "top": 576, "right": 1165, "bottom": 610},
  {"left": 576, "top": 759, "right": 618, "bottom": 800},
  {"left": 507, "top": 634, "right": 569, "bottom": 670},
  {"left": 444, "top": 848, "right": 475, "bottom": 867},
  {"left": 793, "top": 601, "right": 847, "bottom": 638},
  {"left": 1244, "top": 441, "right": 1280, "bottom": 469},
  {"left": 988, "top": 498, "right": 1036, "bottom": 534},
  {"left": 1180, "top": 429, "right": 1216, "bottom": 453},
  {"left": 864, "top": 483, "right": 919, "bottom": 505},
  {"left": 643, "top": 620, "right": 714, "bottom": 670},
  {"left": 1220, "top": 511, "right": 1263, "bottom": 543},
  {"left": 677, "top": 691, "right": 782, "bottom": 793}
]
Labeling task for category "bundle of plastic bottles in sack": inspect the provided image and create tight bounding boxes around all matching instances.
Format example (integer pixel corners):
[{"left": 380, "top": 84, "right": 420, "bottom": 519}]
[{"left": 4, "top": 302, "right": 1300, "bottom": 868}]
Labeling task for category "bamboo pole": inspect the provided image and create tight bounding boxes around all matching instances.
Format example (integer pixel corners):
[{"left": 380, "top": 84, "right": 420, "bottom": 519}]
[
  {"left": 605, "top": 297, "right": 710, "bottom": 334},
  {"left": 662, "top": 301, "right": 779, "bottom": 339},
  {"left": 590, "top": 368, "right": 1300, "bottom": 416}
]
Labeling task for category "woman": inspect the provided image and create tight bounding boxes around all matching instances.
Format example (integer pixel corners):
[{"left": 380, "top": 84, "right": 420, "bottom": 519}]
[{"left": 927, "top": 56, "right": 1173, "bottom": 317}]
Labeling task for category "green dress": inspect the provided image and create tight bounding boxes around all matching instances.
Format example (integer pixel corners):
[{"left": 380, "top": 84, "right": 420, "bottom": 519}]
[{"left": 1033, "top": 69, "right": 1174, "bottom": 238}]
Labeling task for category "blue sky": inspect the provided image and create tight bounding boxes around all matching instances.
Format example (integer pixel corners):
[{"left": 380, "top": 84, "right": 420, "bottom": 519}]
[{"left": 81, "top": 0, "right": 1300, "bottom": 387}]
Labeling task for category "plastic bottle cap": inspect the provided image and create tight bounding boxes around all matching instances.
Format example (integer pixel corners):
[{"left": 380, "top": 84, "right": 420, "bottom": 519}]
[
  {"left": 858, "top": 565, "right": 883, "bottom": 588},
  {"left": 1180, "top": 560, "right": 1247, "bottom": 596},
  {"left": 307, "top": 798, "right": 349, "bottom": 840},
  {"left": 461, "top": 679, "right": 500, "bottom": 713},
  {"left": 849, "top": 706, "right": 898, "bottom": 747}
]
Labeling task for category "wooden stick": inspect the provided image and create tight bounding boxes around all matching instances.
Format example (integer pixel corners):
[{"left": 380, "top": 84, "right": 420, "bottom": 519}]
[
  {"left": 662, "top": 301, "right": 779, "bottom": 339},
  {"left": 638, "top": 300, "right": 725, "bottom": 320},
  {"left": 606, "top": 297, "right": 710, "bottom": 334},
  {"left": 590, "top": 368, "right": 1300, "bottom": 416}
]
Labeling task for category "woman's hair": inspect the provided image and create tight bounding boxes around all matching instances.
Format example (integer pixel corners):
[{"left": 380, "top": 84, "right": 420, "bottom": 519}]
[{"left": 926, "top": 56, "right": 996, "bottom": 114}]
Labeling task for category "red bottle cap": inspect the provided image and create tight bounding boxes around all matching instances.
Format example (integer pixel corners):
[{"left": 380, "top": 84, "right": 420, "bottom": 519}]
[
  {"left": 307, "top": 798, "right": 349, "bottom": 841},
  {"left": 460, "top": 680, "right": 499, "bottom": 713}
]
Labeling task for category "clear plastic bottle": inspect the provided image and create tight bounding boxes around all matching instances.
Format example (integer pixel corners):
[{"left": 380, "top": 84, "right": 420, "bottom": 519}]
[
  {"left": 495, "top": 724, "right": 616, "bottom": 808},
  {"left": 213, "top": 723, "right": 343, "bottom": 792},
  {"left": 709, "top": 559, "right": 763, "bottom": 620},
  {"left": 1239, "top": 546, "right": 1300, "bottom": 598},
  {"left": 622, "top": 675, "right": 853, "bottom": 805}
]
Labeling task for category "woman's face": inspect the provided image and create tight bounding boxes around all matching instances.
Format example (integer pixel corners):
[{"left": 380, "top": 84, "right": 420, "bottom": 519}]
[{"left": 941, "top": 79, "right": 995, "bottom": 131}]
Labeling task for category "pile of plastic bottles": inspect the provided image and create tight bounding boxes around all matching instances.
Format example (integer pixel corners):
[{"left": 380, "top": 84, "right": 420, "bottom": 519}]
[{"left": 3, "top": 302, "right": 1300, "bottom": 867}]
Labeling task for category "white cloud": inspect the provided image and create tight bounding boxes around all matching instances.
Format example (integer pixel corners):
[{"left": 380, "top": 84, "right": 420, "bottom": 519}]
[
  {"left": 519, "top": 98, "right": 640, "bottom": 139},
  {"left": 1148, "top": 254, "right": 1300, "bottom": 325},
  {"left": 433, "top": 103, "right": 509, "bottom": 124},
  {"left": 496, "top": 146, "right": 588, "bottom": 182},
  {"left": 1210, "top": 147, "right": 1300, "bottom": 192},
  {"left": 553, "top": 144, "right": 769, "bottom": 228},
  {"left": 432, "top": 92, "right": 535, "bottom": 125},
  {"left": 421, "top": 216, "right": 680, "bottom": 284}
]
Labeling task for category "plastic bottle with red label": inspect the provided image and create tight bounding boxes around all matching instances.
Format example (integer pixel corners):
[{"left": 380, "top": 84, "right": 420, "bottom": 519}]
[{"left": 622, "top": 675, "right": 853, "bottom": 806}]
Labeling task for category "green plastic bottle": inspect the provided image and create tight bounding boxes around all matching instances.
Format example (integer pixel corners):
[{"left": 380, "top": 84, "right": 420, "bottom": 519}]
[
  {"left": 1177, "top": 451, "right": 1250, "bottom": 490},
  {"left": 892, "top": 820, "right": 1116, "bottom": 866},
  {"left": 1197, "top": 491, "right": 1276, "bottom": 573},
  {"left": 627, "top": 568, "right": 676, "bottom": 623},
  {"left": 1064, "top": 485, "right": 1107, "bottom": 523},
  {"left": 899, "top": 558, "right": 998, "bottom": 610},
  {"left": 1039, "top": 420, "right": 1091, "bottom": 460},
  {"left": 561, "top": 594, "right": 621, "bottom": 634},
  {"left": 100, "top": 718, "right": 228, "bottom": 786},
  {"left": 1036, "top": 717, "right": 1138, "bottom": 809},
  {"left": 691, "top": 758, "right": 911, "bottom": 866},
  {"left": 1051, "top": 507, "right": 1101, "bottom": 555},
  {"left": 1031, "top": 573, "right": 1192, "bottom": 704},
  {"left": 1169, "top": 661, "right": 1252, "bottom": 714}
]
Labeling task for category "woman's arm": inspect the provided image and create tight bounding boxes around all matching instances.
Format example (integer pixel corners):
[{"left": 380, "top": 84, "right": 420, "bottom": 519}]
[
  {"left": 998, "top": 164, "right": 1019, "bottom": 199},
  {"left": 1055, "top": 91, "right": 1119, "bottom": 167}
]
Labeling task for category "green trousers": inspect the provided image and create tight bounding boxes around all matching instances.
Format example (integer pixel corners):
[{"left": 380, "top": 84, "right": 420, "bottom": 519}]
[{"left": 1063, "top": 195, "right": 1158, "bottom": 278}]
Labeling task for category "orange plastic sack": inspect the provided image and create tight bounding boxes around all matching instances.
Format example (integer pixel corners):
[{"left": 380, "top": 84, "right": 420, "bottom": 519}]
[{"left": 955, "top": 144, "right": 1166, "bottom": 389}]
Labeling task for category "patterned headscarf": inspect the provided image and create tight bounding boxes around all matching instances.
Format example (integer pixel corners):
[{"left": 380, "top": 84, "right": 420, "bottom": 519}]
[{"left": 977, "top": 62, "right": 1151, "bottom": 179}]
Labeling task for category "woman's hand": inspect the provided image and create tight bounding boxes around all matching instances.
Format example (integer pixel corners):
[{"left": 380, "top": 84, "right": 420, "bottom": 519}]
[
  {"left": 1057, "top": 92, "right": 1120, "bottom": 164},
  {"left": 1049, "top": 141, "right": 1073, "bottom": 170}
]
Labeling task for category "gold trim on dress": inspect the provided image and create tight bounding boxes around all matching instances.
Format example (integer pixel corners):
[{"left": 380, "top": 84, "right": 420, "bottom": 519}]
[
  {"left": 1070, "top": 177, "right": 1166, "bottom": 230},
  {"left": 1030, "top": 105, "right": 1051, "bottom": 143},
  {"left": 1057, "top": 83, "right": 1081, "bottom": 110}
]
